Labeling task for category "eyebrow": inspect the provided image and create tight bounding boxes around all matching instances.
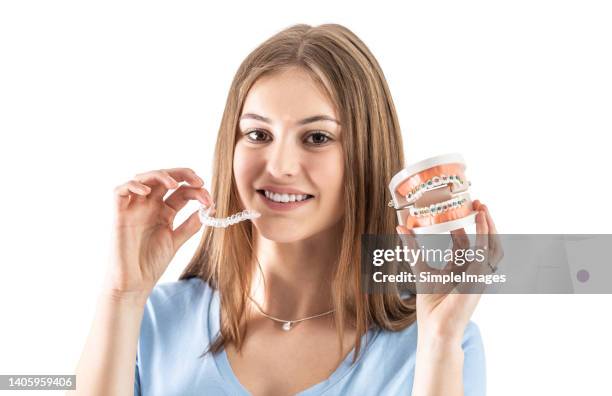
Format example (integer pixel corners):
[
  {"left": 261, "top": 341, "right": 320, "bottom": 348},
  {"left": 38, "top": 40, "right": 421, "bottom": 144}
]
[{"left": 240, "top": 113, "right": 340, "bottom": 126}]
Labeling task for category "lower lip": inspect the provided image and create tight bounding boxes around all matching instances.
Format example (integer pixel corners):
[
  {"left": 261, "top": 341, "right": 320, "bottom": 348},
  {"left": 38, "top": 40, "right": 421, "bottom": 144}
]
[{"left": 258, "top": 192, "right": 314, "bottom": 211}]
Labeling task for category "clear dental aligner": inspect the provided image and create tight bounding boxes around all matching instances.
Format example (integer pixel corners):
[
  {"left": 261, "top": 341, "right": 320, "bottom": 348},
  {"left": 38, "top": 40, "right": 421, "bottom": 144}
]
[
  {"left": 198, "top": 206, "right": 261, "bottom": 228},
  {"left": 405, "top": 174, "right": 469, "bottom": 202},
  {"left": 408, "top": 196, "right": 469, "bottom": 217}
]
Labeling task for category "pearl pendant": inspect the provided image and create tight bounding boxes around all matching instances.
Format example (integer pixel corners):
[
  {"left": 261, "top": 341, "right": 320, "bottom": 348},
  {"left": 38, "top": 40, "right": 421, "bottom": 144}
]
[{"left": 282, "top": 321, "right": 292, "bottom": 331}]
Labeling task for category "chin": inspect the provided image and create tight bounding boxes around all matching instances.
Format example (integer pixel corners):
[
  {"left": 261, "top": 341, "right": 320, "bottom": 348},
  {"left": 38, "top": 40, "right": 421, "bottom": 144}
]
[
  {"left": 253, "top": 216, "right": 343, "bottom": 244},
  {"left": 252, "top": 220, "right": 315, "bottom": 243}
]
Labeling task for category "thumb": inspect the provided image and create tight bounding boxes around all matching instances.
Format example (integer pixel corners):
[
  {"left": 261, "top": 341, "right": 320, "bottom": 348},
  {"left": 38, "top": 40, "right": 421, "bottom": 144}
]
[
  {"left": 396, "top": 225, "right": 418, "bottom": 250},
  {"left": 172, "top": 209, "right": 202, "bottom": 250}
]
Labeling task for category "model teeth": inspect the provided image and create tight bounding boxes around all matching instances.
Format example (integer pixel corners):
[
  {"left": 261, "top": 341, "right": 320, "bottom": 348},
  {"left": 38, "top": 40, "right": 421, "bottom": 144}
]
[
  {"left": 405, "top": 174, "right": 466, "bottom": 201},
  {"left": 264, "top": 190, "right": 310, "bottom": 203},
  {"left": 409, "top": 197, "right": 468, "bottom": 217}
]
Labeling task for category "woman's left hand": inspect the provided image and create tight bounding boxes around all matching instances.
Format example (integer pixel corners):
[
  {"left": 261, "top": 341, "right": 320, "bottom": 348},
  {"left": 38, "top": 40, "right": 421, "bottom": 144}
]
[{"left": 396, "top": 200, "right": 503, "bottom": 344}]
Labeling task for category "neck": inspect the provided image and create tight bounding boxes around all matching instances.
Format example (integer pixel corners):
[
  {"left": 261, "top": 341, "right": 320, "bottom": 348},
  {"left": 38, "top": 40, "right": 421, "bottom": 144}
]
[{"left": 249, "top": 222, "right": 342, "bottom": 321}]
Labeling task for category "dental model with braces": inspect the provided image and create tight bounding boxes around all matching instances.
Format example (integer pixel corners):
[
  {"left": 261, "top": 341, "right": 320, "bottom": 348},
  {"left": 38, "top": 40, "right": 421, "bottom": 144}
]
[
  {"left": 388, "top": 153, "right": 478, "bottom": 234},
  {"left": 405, "top": 174, "right": 468, "bottom": 201},
  {"left": 198, "top": 205, "right": 261, "bottom": 228}
]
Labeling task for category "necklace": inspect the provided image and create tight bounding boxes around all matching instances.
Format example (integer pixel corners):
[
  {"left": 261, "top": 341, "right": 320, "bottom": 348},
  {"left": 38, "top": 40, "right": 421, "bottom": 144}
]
[{"left": 247, "top": 295, "right": 335, "bottom": 331}]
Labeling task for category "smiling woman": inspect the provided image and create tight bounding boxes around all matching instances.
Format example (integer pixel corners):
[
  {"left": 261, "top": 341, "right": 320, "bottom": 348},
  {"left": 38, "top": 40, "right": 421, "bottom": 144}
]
[
  {"left": 69, "top": 23, "right": 486, "bottom": 396},
  {"left": 181, "top": 25, "right": 409, "bottom": 380},
  {"left": 176, "top": 23, "right": 483, "bottom": 395}
]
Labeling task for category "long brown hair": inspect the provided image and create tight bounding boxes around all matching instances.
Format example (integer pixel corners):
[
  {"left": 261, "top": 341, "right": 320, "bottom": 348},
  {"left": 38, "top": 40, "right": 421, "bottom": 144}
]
[{"left": 180, "top": 23, "right": 416, "bottom": 365}]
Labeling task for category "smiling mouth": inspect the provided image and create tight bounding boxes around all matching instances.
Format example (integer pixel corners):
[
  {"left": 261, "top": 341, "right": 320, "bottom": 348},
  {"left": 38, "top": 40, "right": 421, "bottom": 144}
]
[{"left": 256, "top": 189, "right": 315, "bottom": 204}]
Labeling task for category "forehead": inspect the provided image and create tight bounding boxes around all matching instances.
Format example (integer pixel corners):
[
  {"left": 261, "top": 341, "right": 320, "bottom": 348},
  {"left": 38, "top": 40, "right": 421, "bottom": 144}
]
[{"left": 241, "top": 68, "right": 338, "bottom": 123}]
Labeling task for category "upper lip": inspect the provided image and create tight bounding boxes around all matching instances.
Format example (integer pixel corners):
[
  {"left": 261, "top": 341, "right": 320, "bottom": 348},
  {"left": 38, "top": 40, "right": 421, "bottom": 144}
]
[{"left": 257, "top": 185, "right": 313, "bottom": 196}]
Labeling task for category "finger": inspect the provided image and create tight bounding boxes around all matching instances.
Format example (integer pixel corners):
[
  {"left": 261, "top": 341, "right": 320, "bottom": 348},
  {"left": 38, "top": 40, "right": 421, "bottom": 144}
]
[
  {"left": 481, "top": 204, "right": 498, "bottom": 235},
  {"left": 446, "top": 207, "right": 491, "bottom": 295},
  {"left": 172, "top": 209, "right": 203, "bottom": 250},
  {"left": 482, "top": 204, "right": 504, "bottom": 266},
  {"left": 438, "top": 228, "right": 471, "bottom": 286},
  {"left": 449, "top": 228, "right": 471, "bottom": 273},
  {"left": 134, "top": 170, "right": 180, "bottom": 200},
  {"left": 205, "top": 205, "right": 216, "bottom": 217},
  {"left": 134, "top": 168, "right": 204, "bottom": 200},
  {"left": 451, "top": 228, "right": 470, "bottom": 249},
  {"left": 396, "top": 225, "right": 436, "bottom": 294},
  {"left": 396, "top": 226, "right": 424, "bottom": 271},
  {"left": 478, "top": 204, "right": 497, "bottom": 256},
  {"left": 432, "top": 233, "right": 470, "bottom": 295},
  {"left": 457, "top": 209, "right": 490, "bottom": 293},
  {"left": 163, "top": 168, "right": 205, "bottom": 188},
  {"left": 113, "top": 181, "right": 151, "bottom": 211},
  {"left": 481, "top": 204, "right": 495, "bottom": 252},
  {"left": 475, "top": 209, "right": 489, "bottom": 252},
  {"left": 164, "top": 185, "right": 213, "bottom": 213}
]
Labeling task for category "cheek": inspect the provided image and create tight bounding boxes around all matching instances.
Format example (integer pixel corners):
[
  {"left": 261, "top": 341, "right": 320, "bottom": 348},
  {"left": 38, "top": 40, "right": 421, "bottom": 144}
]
[
  {"left": 233, "top": 145, "right": 260, "bottom": 190},
  {"left": 312, "top": 149, "right": 344, "bottom": 204}
]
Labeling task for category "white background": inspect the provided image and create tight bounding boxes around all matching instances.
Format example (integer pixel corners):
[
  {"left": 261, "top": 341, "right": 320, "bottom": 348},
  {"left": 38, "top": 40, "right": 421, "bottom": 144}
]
[{"left": 1, "top": 1, "right": 611, "bottom": 395}]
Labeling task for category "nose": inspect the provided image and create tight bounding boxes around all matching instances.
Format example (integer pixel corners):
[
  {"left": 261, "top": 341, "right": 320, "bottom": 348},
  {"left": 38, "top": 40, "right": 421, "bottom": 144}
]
[{"left": 266, "top": 134, "right": 301, "bottom": 178}]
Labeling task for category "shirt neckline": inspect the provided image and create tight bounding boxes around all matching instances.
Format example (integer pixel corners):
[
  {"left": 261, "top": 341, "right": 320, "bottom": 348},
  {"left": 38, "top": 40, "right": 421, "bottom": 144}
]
[{"left": 209, "top": 286, "right": 381, "bottom": 395}]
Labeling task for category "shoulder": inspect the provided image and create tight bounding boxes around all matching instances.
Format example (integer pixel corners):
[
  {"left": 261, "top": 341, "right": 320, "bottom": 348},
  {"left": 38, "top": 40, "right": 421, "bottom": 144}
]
[
  {"left": 457, "top": 321, "right": 486, "bottom": 396},
  {"left": 461, "top": 320, "right": 484, "bottom": 350},
  {"left": 374, "top": 319, "right": 485, "bottom": 368},
  {"left": 387, "top": 320, "right": 483, "bottom": 348},
  {"left": 345, "top": 321, "right": 485, "bottom": 395},
  {"left": 141, "top": 277, "right": 218, "bottom": 335},
  {"left": 146, "top": 276, "right": 214, "bottom": 308},
  {"left": 135, "top": 277, "right": 221, "bottom": 394}
]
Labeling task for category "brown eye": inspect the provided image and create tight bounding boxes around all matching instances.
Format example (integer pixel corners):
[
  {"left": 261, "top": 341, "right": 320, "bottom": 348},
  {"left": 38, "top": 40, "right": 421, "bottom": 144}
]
[
  {"left": 305, "top": 131, "right": 332, "bottom": 146},
  {"left": 245, "top": 129, "right": 270, "bottom": 143}
]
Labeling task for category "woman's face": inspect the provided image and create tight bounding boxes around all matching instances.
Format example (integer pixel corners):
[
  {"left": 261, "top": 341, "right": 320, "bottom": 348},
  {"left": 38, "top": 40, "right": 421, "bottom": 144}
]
[{"left": 233, "top": 67, "right": 344, "bottom": 243}]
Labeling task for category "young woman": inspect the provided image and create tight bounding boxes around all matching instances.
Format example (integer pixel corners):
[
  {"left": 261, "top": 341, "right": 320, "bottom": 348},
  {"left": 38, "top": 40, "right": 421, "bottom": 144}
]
[{"left": 71, "top": 23, "right": 499, "bottom": 396}]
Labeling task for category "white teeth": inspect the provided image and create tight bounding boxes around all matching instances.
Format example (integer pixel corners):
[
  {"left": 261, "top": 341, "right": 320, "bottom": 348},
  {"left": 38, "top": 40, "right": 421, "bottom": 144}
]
[
  {"left": 263, "top": 190, "right": 309, "bottom": 203},
  {"left": 408, "top": 196, "right": 468, "bottom": 217}
]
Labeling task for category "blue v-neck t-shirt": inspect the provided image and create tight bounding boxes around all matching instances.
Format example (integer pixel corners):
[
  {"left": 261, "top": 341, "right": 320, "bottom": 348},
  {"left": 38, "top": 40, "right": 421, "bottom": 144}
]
[{"left": 134, "top": 277, "right": 486, "bottom": 395}]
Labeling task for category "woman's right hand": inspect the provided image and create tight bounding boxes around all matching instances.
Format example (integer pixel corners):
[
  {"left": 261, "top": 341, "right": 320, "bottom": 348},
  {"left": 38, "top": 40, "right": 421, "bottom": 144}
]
[{"left": 104, "top": 168, "right": 214, "bottom": 300}]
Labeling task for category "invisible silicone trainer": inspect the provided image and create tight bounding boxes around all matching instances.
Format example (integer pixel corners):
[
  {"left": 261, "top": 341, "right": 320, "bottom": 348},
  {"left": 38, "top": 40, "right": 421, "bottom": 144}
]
[
  {"left": 198, "top": 205, "right": 261, "bottom": 228},
  {"left": 388, "top": 153, "right": 477, "bottom": 234}
]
